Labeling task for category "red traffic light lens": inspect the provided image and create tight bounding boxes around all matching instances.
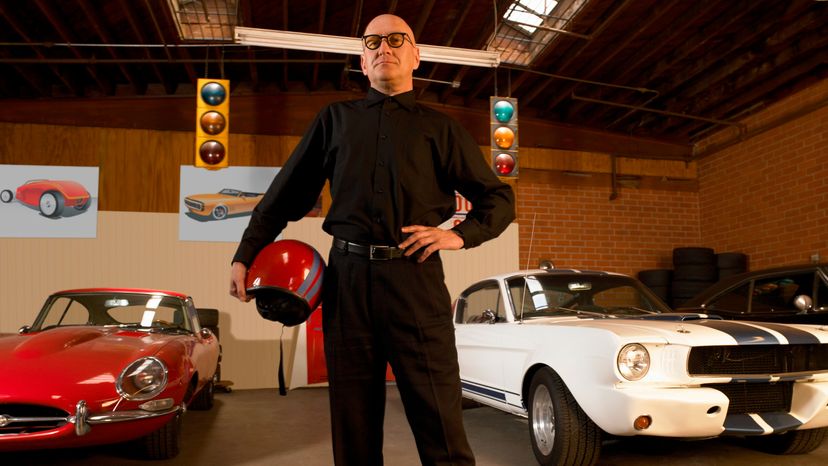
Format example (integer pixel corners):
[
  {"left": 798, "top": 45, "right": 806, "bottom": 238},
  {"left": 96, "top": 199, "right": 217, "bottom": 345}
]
[
  {"left": 200, "top": 111, "right": 226, "bottom": 135},
  {"left": 200, "top": 82, "right": 227, "bottom": 106},
  {"left": 494, "top": 126, "right": 515, "bottom": 149},
  {"left": 199, "top": 140, "right": 226, "bottom": 165},
  {"left": 494, "top": 153, "right": 516, "bottom": 175},
  {"left": 493, "top": 100, "right": 515, "bottom": 122}
]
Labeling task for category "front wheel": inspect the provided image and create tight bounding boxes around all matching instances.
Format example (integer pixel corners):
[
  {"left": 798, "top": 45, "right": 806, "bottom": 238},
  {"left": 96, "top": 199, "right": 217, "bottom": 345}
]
[
  {"left": 748, "top": 427, "right": 828, "bottom": 455},
  {"left": 528, "top": 367, "right": 601, "bottom": 466},
  {"left": 211, "top": 205, "right": 228, "bottom": 220},
  {"left": 140, "top": 413, "right": 181, "bottom": 459},
  {"left": 39, "top": 191, "right": 65, "bottom": 218}
]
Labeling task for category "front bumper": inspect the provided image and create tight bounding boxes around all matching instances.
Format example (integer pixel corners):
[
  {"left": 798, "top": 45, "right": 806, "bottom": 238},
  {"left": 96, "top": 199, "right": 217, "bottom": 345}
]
[
  {"left": 589, "top": 380, "right": 828, "bottom": 437},
  {"left": 72, "top": 399, "right": 184, "bottom": 436}
]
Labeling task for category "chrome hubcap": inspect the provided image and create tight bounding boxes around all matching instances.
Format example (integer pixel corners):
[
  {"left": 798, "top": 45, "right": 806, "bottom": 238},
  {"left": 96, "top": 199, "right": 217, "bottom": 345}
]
[{"left": 532, "top": 384, "right": 555, "bottom": 456}]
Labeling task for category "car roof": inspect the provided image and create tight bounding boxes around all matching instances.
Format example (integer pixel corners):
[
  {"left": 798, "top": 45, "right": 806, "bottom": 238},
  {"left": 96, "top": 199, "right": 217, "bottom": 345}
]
[
  {"left": 482, "top": 268, "right": 630, "bottom": 282},
  {"left": 53, "top": 287, "right": 189, "bottom": 300},
  {"left": 681, "top": 263, "right": 828, "bottom": 307}
]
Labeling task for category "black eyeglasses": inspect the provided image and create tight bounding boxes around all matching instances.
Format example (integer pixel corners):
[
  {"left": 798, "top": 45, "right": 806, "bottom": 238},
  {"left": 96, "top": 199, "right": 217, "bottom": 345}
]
[{"left": 361, "top": 32, "right": 412, "bottom": 50}]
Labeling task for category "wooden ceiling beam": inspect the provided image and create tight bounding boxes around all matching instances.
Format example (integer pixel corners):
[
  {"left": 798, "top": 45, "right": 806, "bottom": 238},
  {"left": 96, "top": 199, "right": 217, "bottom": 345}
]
[
  {"left": 118, "top": 0, "right": 172, "bottom": 94},
  {"left": 77, "top": 0, "right": 144, "bottom": 94}
]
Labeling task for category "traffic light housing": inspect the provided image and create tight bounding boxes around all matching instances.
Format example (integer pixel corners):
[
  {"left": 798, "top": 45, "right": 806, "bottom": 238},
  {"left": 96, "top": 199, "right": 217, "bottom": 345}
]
[
  {"left": 195, "top": 78, "right": 229, "bottom": 169},
  {"left": 490, "top": 97, "right": 518, "bottom": 177}
]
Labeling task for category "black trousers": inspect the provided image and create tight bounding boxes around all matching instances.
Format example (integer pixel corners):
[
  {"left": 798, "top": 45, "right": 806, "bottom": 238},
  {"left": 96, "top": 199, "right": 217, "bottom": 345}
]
[{"left": 321, "top": 246, "right": 475, "bottom": 466}]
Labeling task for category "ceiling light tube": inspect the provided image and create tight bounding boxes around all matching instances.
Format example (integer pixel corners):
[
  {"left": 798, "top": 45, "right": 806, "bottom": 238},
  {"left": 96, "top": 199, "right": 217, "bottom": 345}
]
[{"left": 235, "top": 27, "right": 500, "bottom": 68}]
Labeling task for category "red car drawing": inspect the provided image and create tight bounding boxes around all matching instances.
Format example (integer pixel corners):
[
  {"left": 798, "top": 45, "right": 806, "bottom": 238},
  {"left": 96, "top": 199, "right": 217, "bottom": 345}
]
[
  {"left": 0, "top": 288, "right": 220, "bottom": 459},
  {"left": 0, "top": 179, "right": 91, "bottom": 218}
]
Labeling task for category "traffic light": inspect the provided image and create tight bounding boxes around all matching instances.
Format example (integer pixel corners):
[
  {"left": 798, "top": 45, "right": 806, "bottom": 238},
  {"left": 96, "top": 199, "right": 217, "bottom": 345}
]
[
  {"left": 490, "top": 97, "right": 518, "bottom": 177},
  {"left": 195, "top": 78, "right": 229, "bottom": 169}
]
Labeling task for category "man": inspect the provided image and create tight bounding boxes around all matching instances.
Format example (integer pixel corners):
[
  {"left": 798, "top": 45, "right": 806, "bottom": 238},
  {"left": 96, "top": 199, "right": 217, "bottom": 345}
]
[{"left": 230, "top": 14, "right": 515, "bottom": 466}]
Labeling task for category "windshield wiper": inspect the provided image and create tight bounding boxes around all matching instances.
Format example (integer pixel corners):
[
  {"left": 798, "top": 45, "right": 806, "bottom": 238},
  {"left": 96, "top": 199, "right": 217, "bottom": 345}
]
[
  {"left": 606, "top": 306, "right": 659, "bottom": 315},
  {"left": 553, "top": 306, "right": 611, "bottom": 318}
]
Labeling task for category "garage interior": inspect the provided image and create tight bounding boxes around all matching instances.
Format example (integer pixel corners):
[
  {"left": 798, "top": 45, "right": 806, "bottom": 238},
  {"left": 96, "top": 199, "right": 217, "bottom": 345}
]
[{"left": 0, "top": 0, "right": 827, "bottom": 464}]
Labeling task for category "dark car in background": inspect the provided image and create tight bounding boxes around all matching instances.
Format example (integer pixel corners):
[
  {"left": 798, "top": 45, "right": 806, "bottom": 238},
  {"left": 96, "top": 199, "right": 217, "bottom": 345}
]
[{"left": 677, "top": 264, "right": 828, "bottom": 324}]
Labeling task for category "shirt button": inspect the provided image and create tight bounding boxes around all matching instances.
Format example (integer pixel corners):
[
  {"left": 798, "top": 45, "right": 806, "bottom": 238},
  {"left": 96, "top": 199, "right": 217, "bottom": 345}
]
[
  {"left": 380, "top": 134, "right": 387, "bottom": 140},
  {"left": 374, "top": 217, "right": 382, "bottom": 223},
  {"left": 377, "top": 188, "right": 384, "bottom": 193},
  {"left": 378, "top": 161, "right": 385, "bottom": 166}
]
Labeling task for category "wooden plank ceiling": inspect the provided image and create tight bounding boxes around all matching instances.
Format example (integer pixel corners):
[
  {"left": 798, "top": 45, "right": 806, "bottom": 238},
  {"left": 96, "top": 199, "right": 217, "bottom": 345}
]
[{"left": 0, "top": 0, "right": 825, "bottom": 160}]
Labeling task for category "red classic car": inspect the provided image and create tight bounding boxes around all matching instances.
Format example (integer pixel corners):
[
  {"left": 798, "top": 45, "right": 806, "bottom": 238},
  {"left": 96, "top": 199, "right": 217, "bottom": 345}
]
[
  {"left": 0, "top": 179, "right": 91, "bottom": 218},
  {"left": 0, "top": 288, "right": 220, "bottom": 459}
]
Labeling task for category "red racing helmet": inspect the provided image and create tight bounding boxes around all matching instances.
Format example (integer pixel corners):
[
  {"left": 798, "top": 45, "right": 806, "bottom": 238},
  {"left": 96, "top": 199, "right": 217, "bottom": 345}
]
[{"left": 245, "top": 239, "right": 325, "bottom": 326}]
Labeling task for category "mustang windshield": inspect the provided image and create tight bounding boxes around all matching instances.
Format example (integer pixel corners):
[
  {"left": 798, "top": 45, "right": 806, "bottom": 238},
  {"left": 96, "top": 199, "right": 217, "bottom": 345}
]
[
  {"left": 507, "top": 274, "right": 669, "bottom": 319},
  {"left": 33, "top": 293, "right": 190, "bottom": 332}
]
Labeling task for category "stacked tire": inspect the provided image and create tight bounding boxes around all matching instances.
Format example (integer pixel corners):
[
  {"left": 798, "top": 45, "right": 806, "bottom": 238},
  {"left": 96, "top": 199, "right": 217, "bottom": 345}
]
[
  {"left": 717, "top": 252, "right": 748, "bottom": 279},
  {"left": 671, "top": 247, "right": 718, "bottom": 307},
  {"left": 637, "top": 269, "right": 672, "bottom": 304}
]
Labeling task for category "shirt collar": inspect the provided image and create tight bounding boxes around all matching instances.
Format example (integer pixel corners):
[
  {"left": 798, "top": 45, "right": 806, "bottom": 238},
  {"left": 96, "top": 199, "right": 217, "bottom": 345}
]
[{"left": 366, "top": 87, "right": 416, "bottom": 111}]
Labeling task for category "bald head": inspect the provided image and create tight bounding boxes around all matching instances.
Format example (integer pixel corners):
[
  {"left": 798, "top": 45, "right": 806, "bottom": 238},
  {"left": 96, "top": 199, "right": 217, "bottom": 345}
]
[{"left": 360, "top": 14, "right": 420, "bottom": 95}]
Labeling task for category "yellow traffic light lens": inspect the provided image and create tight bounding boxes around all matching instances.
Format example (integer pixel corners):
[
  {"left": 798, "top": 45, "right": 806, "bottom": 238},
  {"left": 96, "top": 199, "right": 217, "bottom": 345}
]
[
  {"left": 494, "top": 127, "right": 515, "bottom": 149},
  {"left": 199, "top": 140, "right": 226, "bottom": 165},
  {"left": 200, "top": 82, "right": 227, "bottom": 106},
  {"left": 494, "top": 153, "right": 516, "bottom": 175},
  {"left": 200, "top": 111, "right": 226, "bottom": 135},
  {"left": 493, "top": 100, "right": 515, "bottom": 122}
]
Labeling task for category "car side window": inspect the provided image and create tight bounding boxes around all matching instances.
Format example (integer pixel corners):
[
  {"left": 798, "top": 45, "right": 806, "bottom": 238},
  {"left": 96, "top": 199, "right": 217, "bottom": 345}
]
[
  {"left": 40, "top": 297, "right": 89, "bottom": 327},
  {"left": 750, "top": 272, "right": 816, "bottom": 312},
  {"left": 707, "top": 283, "right": 751, "bottom": 312},
  {"left": 817, "top": 274, "right": 828, "bottom": 310},
  {"left": 461, "top": 284, "right": 502, "bottom": 324}
]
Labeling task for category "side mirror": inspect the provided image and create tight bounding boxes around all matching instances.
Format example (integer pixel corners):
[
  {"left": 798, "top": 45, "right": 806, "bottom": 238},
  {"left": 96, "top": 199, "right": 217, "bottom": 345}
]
[
  {"left": 18, "top": 325, "right": 31, "bottom": 334},
  {"left": 794, "top": 295, "right": 814, "bottom": 313},
  {"left": 482, "top": 309, "right": 497, "bottom": 324}
]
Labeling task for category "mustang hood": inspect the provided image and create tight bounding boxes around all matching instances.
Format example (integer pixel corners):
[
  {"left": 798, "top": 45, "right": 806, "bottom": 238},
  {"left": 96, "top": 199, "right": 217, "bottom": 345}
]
[
  {"left": 0, "top": 327, "right": 179, "bottom": 402},
  {"left": 537, "top": 313, "right": 828, "bottom": 346}
]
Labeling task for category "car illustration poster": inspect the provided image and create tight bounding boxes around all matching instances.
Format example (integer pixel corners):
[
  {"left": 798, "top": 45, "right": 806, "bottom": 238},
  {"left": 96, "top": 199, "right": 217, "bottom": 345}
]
[
  {"left": 179, "top": 165, "right": 281, "bottom": 242},
  {"left": 0, "top": 164, "right": 98, "bottom": 238}
]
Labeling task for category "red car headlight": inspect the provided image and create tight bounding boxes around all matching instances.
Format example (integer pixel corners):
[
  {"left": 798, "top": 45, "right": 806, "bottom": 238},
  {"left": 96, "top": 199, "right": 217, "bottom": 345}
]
[{"left": 117, "top": 357, "right": 168, "bottom": 401}]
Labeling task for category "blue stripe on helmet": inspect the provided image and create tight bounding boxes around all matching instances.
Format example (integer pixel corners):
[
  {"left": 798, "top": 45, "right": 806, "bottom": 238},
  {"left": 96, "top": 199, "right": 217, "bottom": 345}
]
[
  {"left": 695, "top": 320, "right": 780, "bottom": 345},
  {"left": 298, "top": 252, "right": 323, "bottom": 296}
]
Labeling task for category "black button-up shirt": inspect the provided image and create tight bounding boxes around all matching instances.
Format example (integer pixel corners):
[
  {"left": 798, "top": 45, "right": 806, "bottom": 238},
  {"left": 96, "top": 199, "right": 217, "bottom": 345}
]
[{"left": 233, "top": 87, "right": 515, "bottom": 266}]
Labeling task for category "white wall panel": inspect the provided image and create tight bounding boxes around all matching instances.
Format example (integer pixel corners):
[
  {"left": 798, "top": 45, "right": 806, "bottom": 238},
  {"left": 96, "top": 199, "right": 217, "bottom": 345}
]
[{"left": 0, "top": 213, "right": 517, "bottom": 389}]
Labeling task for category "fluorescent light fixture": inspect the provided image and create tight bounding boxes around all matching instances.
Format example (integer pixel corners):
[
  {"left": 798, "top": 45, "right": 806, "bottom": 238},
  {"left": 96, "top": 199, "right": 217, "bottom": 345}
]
[{"left": 235, "top": 26, "right": 500, "bottom": 68}]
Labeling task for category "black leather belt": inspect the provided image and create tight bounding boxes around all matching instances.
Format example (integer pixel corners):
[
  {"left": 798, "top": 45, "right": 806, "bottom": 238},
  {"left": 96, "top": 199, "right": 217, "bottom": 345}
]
[{"left": 333, "top": 238, "right": 405, "bottom": 260}]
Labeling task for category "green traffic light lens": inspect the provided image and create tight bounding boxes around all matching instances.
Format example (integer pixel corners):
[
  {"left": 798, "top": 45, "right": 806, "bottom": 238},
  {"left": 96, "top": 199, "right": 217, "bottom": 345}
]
[
  {"left": 201, "top": 82, "right": 227, "bottom": 106},
  {"left": 200, "top": 111, "right": 226, "bottom": 135},
  {"left": 493, "top": 100, "right": 515, "bottom": 122}
]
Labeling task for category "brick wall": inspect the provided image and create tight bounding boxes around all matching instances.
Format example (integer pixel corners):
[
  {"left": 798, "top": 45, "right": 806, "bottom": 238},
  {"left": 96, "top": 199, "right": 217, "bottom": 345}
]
[
  {"left": 516, "top": 78, "right": 827, "bottom": 276},
  {"left": 697, "top": 79, "right": 828, "bottom": 269},
  {"left": 516, "top": 180, "right": 700, "bottom": 277}
]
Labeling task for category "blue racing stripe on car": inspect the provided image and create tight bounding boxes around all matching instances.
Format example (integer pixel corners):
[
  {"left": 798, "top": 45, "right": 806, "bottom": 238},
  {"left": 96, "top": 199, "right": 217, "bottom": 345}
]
[
  {"left": 461, "top": 380, "right": 506, "bottom": 401},
  {"left": 695, "top": 320, "right": 780, "bottom": 345},
  {"left": 759, "top": 412, "right": 801, "bottom": 433},
  {"left": 723, "top": 414, "right": 764, "bottom": 434},
  {"left": 749, "top": 322, "right": 821, "bottom": 345}
]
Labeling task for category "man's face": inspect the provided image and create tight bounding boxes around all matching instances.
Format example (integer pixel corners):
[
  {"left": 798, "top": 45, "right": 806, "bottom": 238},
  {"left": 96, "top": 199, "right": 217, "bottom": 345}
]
[{"left": 360, "top": 15, "right": 420, "bottom": 92}]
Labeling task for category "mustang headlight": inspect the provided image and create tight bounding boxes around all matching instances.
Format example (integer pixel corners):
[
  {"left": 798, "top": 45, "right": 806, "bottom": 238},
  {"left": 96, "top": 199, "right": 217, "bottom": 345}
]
[
  {"left": 617, "top": 343, "right": 650, "bottom": 381},
  {"left": 117, "top": 357, "right": 168, "bottom": 400}
]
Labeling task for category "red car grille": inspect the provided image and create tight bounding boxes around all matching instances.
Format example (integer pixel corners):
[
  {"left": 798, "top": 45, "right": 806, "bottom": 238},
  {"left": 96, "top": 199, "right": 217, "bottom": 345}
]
[{"left": 0, "top": 404, "right": 69, "bottom": 434}]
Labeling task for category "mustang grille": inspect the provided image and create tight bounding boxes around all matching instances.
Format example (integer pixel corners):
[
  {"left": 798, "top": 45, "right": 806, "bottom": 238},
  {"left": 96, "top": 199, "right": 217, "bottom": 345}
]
[
  {"left": 705, "top": 382, "right": 792, "bottom": 414},
  {"left": 184, "top": 198, "right": 204, "bottom": 210},
  {"left": 688, "top": 344, "right": 828, "bottom": 376},
  {"left": 0, "top": 404, "right": 69, "bottom": 434}
]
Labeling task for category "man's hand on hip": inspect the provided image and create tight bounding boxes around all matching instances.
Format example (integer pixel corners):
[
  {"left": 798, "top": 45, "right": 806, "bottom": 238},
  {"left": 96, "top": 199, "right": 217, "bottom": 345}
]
[{"left": 399, "top": 225, "right": 464, "bottom": 263}]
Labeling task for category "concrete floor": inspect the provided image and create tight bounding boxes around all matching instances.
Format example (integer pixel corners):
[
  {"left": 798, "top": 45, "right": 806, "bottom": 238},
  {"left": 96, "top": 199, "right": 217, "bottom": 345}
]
[{"left": 6, "top": 386, "right": 828, "bottom": 465}]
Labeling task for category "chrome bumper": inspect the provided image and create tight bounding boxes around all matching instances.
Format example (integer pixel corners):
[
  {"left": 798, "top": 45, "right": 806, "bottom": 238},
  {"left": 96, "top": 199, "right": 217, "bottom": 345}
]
[{"left": 71, "top": 400, "right": 184, "bottom": 436}]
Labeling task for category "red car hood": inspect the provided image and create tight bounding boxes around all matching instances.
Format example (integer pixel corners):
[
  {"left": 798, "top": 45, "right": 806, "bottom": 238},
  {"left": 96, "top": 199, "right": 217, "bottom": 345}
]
[{"left": 0, "top": 327, "right": 180, "bottom": 406}]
